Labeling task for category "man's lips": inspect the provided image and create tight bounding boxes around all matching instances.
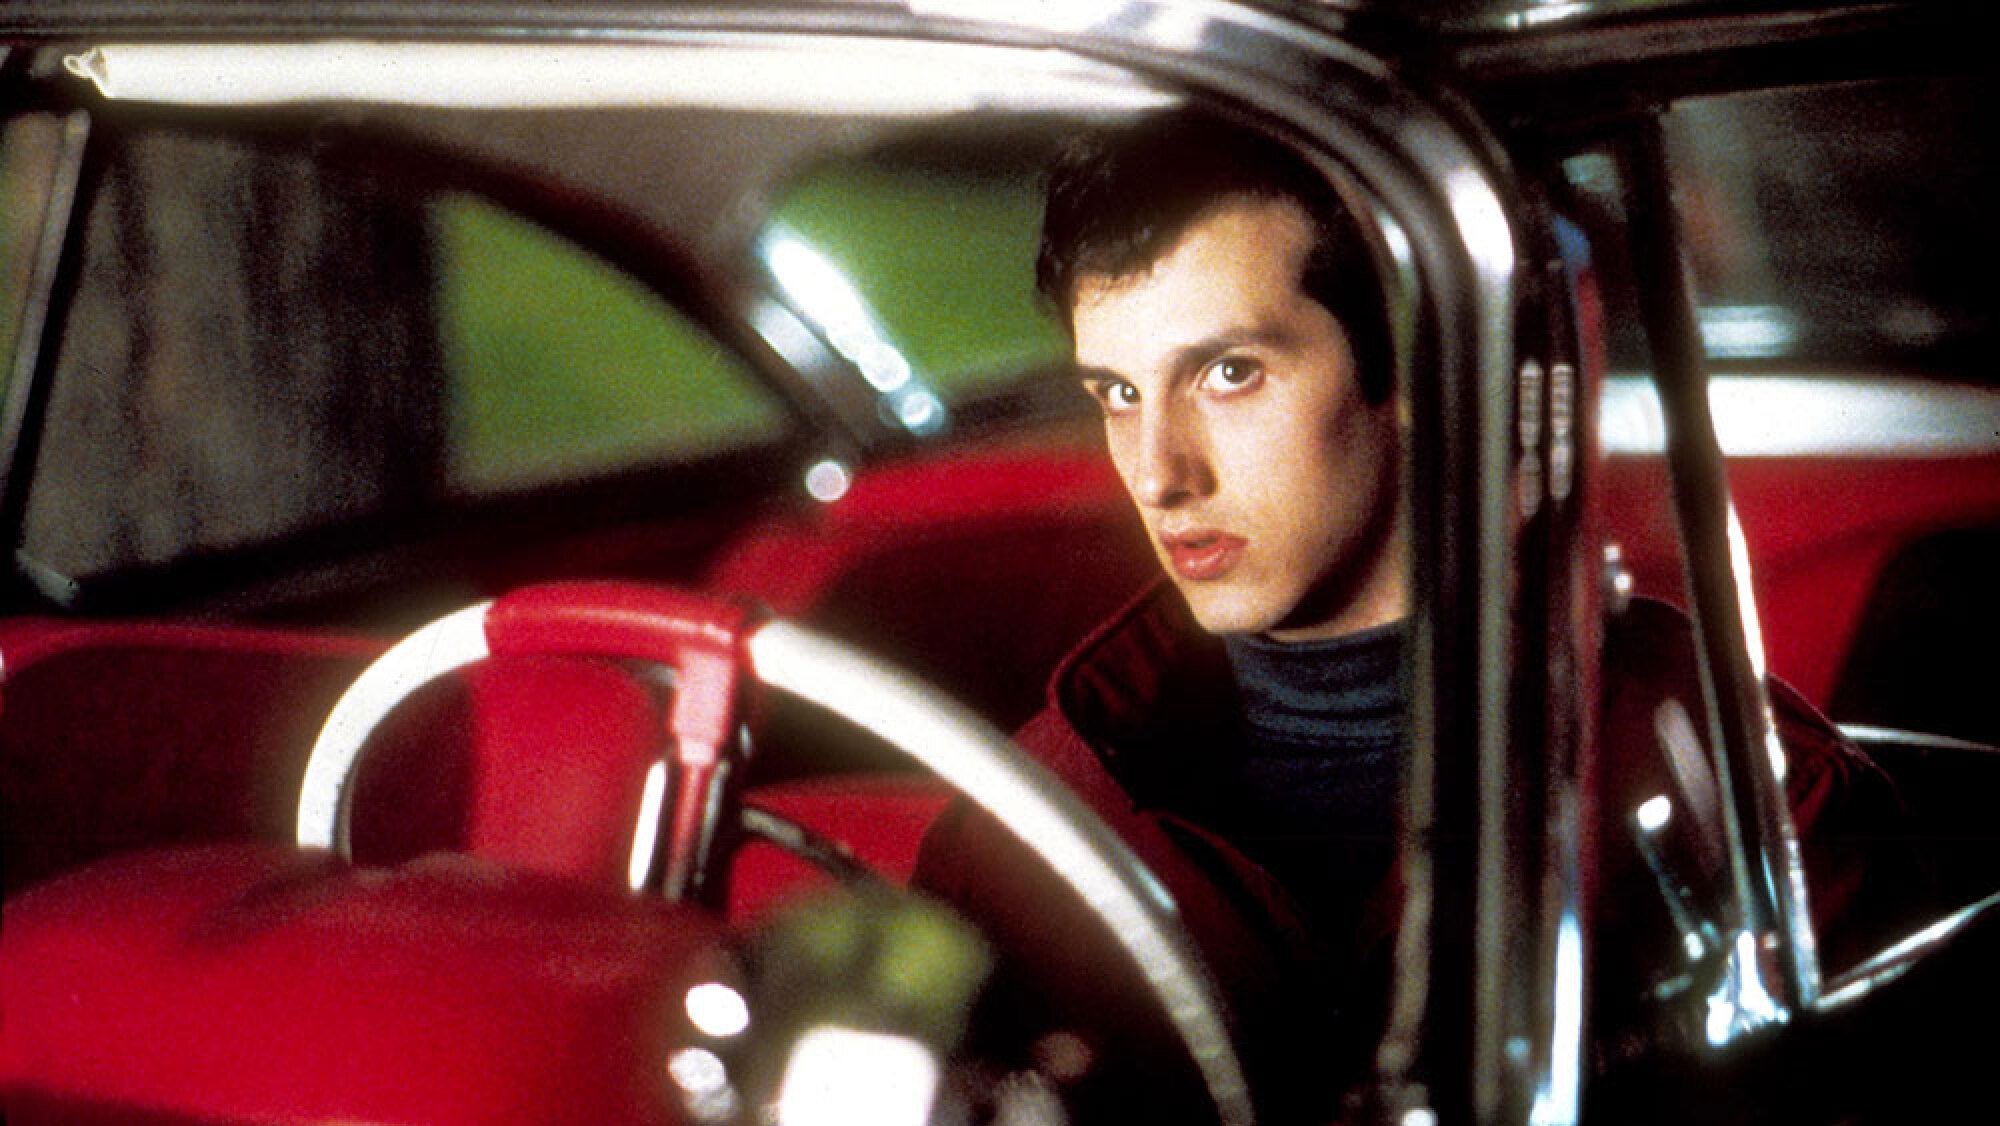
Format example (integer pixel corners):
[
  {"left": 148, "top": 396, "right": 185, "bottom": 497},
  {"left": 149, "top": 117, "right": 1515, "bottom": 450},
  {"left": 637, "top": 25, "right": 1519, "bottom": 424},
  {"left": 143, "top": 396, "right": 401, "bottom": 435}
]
[{"left": 1161, "top": 530, "right": 1248, "bottom": 581}]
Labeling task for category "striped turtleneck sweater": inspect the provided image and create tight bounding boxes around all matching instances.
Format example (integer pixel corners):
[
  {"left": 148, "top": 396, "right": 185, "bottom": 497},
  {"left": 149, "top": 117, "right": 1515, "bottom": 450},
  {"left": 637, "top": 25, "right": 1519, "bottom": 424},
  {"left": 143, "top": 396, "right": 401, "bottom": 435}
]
[{"left": 1217, "top": 620, "right": 1406, "bottom": 943}]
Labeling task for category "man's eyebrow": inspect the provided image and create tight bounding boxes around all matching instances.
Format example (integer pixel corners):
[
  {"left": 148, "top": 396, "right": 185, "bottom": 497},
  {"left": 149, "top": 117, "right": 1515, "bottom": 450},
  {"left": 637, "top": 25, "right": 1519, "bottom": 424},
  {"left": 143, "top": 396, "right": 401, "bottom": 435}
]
[
  {"left": 1071, "top": 321, "right": 1302, "bottom": 388},
  {"left": 1163, "top": 323, "right": 1301, "bottom": 377}
]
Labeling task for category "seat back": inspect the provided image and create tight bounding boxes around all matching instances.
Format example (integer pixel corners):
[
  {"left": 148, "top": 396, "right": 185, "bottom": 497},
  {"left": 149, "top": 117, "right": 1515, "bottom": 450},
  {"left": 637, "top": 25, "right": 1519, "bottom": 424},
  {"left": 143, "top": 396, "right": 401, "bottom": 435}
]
[
  {"left": 1, "top": 616, "right": 680, "bottom": 889},
  {"left": 0, "top": 619, "right": 378, "bottom": 892},
  {"left": 1, "top": 842, "right": 731, "bottom": 1125},
  {"left": 706, "top": 448, "right": 1154, "bottom": 735},
  {"left": 0, "top": 616, "right": 950, "bottom": 1123}
]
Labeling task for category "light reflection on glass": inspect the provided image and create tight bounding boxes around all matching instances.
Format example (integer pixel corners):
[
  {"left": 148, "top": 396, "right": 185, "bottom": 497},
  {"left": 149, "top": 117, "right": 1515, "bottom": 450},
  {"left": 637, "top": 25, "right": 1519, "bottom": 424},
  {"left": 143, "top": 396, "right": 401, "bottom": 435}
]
[
  {"left": 1528, "top": 911, "right": 1586, "bottom": 1126},
  {"left": 1636, "top": 794, "right": 1673, "bottom": 834},
  {"left": 893, "top": 389, "right": 946, "bottom": 436},
  {"left": 1602, "top": 374, "right": 2000, "bottom": 458},
  {"left": 907, "top": 0, "right": 1127, "bottom": 33},
  {"left": 1697, "top": 304, "right": 1800, "bottom": 360},
  {"left": 749, "top": 298, "right": 830, "bottom": 375},
  {"left": 1704, "top": 928, "right": 1786, "bottom": 1047},
  {"left": 1509, "top": 2, "right": 1600, "bottom": 29},
  {"left": 760, "top": 229, "right": 951, "bottom": 436},
  {"left": 668, "top": 1047, "right": 728, "bottom": 1092},
  {"left": 667, "top": 1047, "right": 742, "bottom": 1123},
  {"left": 763, "top": 231, "right": 910, "bottom": 393}
]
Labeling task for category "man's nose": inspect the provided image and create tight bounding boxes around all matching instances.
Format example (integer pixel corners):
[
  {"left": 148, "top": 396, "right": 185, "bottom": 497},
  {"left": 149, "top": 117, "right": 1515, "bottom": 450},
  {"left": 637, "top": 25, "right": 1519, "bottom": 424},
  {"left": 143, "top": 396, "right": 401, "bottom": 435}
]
[{"left": 1128, "top": 405, "right": 1210, "bottom": 508}]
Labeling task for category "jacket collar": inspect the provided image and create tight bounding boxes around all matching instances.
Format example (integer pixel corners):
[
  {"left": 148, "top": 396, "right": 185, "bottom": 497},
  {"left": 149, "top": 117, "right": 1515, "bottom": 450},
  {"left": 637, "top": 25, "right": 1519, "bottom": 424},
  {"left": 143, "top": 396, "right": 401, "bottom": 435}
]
[{"left": 1050, "top": 579, "right": 1241, "bottom": 811}]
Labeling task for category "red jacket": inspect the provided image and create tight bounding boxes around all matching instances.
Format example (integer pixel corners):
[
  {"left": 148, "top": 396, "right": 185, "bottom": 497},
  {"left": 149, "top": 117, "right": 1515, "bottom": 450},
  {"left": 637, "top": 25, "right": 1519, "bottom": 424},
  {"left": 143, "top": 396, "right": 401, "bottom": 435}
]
[{"left": 915, "top": 582, "right": 1922, "bottom": 1121}]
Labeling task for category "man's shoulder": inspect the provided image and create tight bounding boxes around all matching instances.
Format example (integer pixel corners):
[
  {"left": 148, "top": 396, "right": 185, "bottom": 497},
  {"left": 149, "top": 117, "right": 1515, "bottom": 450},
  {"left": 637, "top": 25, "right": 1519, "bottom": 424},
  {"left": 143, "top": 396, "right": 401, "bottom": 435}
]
[
  {"left": 1011, "top": 700, "right": 1136, "bottom": 815},
  {"left": 1046, "top": 580, "right": 1200, "bottom": 703}
]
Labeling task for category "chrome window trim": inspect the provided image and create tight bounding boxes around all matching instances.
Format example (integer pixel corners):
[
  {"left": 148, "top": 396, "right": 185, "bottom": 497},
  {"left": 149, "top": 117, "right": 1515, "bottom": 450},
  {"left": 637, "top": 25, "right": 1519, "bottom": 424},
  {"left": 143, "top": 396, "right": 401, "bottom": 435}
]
[
  {"left": 0, "top": 111, "right": 90, "bottom": 555},
  {"left": 1839, "top": 724, "right": 2000, "bottom": 758},
  {"left": 60, "top": 39, "right": 1175, "bottom": 114}
]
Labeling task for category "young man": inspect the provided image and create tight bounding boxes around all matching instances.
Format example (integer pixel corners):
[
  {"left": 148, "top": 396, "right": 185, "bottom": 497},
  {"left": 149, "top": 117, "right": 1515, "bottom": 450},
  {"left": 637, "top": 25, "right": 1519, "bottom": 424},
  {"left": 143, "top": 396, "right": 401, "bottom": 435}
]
[{"left": 916, "top": 112, "right": 1918, "bottom": 1122}]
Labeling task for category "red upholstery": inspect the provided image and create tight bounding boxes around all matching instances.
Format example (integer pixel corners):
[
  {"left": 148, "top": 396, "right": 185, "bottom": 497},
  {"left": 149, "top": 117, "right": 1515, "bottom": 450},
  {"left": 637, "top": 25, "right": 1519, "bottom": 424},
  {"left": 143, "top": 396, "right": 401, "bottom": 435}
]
[
  {"left": 1, "top": 605, "right": 947, "bottom": 903},
  {"left": 0, "top": 618, "right": 676, "bottom": 893},
  {"left": 1600, "top": 454, "right": 2000, "bottom": 705},
  {"left": 730, "top": 775, "right": 952, "bottom": 920},
  {"left": 10, "top": 420, "right": 1989, "bottom": 1126},
  {"left": 6, "top": 440, "right": 1991, "bottom": 901},
  {"left": 1, "top": 843, "right": 734, "bottom": 1125},
  {"left": 705, "top": 447, "right": 1155, "bottom": 733},
  {"left": 703, "top": 447, "right": 1131, "bottom": 616},
  {"left": 0, "top": 618, "right": 380, "bottom": 688},
  {"left": 455, "top": 657, "right": 660, "bottom": 884},
  {"left": 0, "top": 610, "right": 949, "bottom": 1125},
  {"left": 0, "top": 619, "right": 379, "bottom": 892}
]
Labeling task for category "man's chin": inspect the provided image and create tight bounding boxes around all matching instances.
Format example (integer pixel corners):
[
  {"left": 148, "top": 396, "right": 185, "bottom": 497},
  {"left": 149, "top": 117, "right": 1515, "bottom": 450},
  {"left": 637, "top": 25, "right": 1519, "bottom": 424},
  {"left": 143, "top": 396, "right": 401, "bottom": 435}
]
[{"left": 1177, "top": 584, "right": 1287, "bottom": 637}]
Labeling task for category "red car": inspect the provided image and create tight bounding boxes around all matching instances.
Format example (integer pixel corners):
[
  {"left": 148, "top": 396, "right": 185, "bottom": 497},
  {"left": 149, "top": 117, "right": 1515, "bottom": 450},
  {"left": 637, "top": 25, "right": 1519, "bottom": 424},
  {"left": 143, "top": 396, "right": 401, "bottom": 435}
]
[{"left": 2, "top": 2, "right": 1997, "bottom": 1123}]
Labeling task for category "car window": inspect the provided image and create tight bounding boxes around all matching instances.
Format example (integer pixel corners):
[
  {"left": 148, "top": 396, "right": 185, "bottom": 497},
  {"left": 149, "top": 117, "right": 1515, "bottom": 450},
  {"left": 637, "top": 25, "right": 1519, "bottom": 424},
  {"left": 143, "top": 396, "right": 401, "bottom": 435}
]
[
  {"left": 12, "top": 123, "right": 789, "bottom": 589},
  {"left": 1667, "top": 76, "right": 1992, "bottom": 378},
  {"left": 435, "top": 192, "right": 784, "bottom": 493},
  {"left": 756, "top": 146, "right": 1068, "bottom": 421},
  {"left": 1565, "top": 73, "right": 2000, "bottom": 744},
  {"left": 1570, "top": 73, "right": 1995, "bottom": 386}
]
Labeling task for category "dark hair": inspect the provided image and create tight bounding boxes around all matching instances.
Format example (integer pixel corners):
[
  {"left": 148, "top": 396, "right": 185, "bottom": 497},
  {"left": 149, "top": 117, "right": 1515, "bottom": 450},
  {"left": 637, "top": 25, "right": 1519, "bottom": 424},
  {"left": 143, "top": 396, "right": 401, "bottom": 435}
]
[{"left": 1035, "top": 112, "right": 1394, "bottom": 402}]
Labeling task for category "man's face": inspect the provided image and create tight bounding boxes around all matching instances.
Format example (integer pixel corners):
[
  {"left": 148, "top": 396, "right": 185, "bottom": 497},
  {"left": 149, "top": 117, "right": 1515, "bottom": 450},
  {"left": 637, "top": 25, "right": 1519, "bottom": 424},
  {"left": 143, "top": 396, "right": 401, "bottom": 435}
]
[{"left": 1071, "top": 198, "right": 1406, "bottom": 640}]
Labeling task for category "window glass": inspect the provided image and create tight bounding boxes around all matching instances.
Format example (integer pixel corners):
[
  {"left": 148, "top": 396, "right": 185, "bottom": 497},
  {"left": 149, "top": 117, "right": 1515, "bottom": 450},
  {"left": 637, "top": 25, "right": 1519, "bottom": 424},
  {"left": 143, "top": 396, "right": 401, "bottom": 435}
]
[
  {"left": 1562, "top": 75, "right": 2000, "bottom": 745},
  {"left": 757, "top": 149, "right": 1068, "bottom": 410},
  {"left": 1565, "top": 75, "right": 1997, "bottom": 382},
  {"left": 1667, "top": 77, "right": 1994, "bottom": 379},
  {"left": 21, "top": 128, "right": 446, "bottom": 582},
  {"left": 1656, "top": 80, "right": 2000, "bottom": 751},
  {"left": 434, "top": 193, "right": 785, "bottom": 493}
]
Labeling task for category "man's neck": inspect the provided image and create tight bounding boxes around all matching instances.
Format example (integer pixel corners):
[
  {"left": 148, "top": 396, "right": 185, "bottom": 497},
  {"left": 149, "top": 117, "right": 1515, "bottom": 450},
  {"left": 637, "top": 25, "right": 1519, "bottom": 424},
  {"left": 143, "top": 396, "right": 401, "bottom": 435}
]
[{"left": 1264, "top": 577, "right": 1408, "bottom": 644}]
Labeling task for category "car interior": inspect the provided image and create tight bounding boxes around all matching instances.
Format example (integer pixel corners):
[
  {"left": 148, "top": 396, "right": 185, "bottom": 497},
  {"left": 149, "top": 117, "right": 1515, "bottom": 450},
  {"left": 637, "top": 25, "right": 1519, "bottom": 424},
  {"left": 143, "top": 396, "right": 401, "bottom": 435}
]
[{"left": 2, "top": 14, "right": 1998, "bottom": 1126}]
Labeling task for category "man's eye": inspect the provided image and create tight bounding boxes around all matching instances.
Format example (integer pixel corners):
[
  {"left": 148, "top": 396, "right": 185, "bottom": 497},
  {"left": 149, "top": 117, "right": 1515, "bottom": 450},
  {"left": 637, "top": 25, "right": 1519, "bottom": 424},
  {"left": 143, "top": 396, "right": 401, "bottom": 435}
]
[
  {"left": 1199, "top": 357, "right": 1263, "bottom": 394},
  {"left": 1093, "top": 381, "right": 1141, "bottom": 413}
]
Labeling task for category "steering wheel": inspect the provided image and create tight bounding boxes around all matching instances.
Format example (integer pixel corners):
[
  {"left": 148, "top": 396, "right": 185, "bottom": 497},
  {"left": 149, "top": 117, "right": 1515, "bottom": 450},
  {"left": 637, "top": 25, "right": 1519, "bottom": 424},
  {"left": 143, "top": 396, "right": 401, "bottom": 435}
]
[{"left": 295, "top": 580, "right": 1252, "bottom": 1126}]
